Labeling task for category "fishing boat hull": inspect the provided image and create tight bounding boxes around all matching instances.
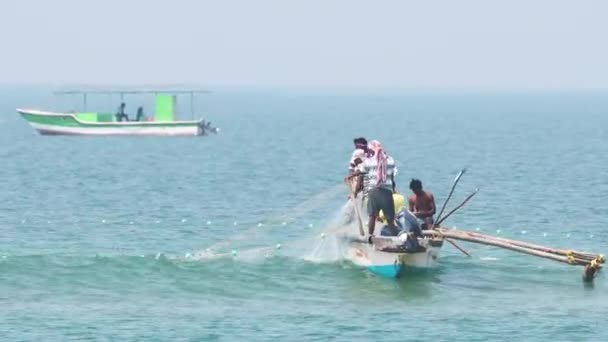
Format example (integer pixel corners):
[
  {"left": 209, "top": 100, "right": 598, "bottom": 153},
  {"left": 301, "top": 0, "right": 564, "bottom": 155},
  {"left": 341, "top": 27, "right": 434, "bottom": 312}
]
[
  {"left": 345, "top": 235, "right": 443, "bottom": 278},
  {"left": 17, "top": 109, "right": 209, "bottom": 136}
]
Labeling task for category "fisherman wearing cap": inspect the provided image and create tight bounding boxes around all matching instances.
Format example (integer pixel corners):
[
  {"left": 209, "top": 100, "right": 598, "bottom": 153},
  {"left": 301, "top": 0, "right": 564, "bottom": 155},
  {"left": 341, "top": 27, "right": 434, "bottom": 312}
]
[
  {"left": 348, "top": 137, "right": 368, "bottom": 173},
  {"left": 342, "top": 138, "right": 369, "bottom": 225},
  {"left": 346, "top": 137, "right": 371, "bottom": 197}
]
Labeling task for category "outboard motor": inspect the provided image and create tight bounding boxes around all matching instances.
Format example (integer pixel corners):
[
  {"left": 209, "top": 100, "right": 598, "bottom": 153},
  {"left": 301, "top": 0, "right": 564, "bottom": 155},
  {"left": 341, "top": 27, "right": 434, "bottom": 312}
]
[{"left": 197, "top": 120, "right": 220, "bottom": 135}]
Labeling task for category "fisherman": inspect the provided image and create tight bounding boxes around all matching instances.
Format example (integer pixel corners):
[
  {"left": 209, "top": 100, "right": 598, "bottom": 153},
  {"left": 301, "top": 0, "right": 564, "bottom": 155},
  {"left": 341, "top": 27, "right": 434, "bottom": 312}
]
[
  {"left": 345, "top": 137, "right": 369, "bottom": 196},
  {"left": 348, "top": 137, "right": 368, "bottom": 174},
  {"left": 115, "top": 102, "right": 129, "bottom": 122},
  {"left": 408, "top": 179, "right": 436, "bottom": 229},
  {"left": 135, "top": 106, "right": 145, "bottom": 122},
  {"left": 355, "top": 140, "right": 399, "bottom": 240}
]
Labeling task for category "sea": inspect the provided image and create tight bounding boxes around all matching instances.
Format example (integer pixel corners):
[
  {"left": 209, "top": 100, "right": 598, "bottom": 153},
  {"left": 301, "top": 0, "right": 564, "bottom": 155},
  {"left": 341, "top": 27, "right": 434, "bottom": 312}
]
[{"left": 1, "top": 86, "right": 607, "bottom": 341}]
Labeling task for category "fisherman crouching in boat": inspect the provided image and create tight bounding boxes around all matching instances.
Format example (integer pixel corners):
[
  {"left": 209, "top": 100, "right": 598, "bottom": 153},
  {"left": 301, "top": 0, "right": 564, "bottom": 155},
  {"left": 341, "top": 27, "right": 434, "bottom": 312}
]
[
  {"left": 378, "top": 193, "right": 423, "bottom": 237},
  {"left": 408, "top": 179, "right": 436, "bottom": 229},
  {"left": 354, "top": 140, "right": 399, "bottom": 242}
]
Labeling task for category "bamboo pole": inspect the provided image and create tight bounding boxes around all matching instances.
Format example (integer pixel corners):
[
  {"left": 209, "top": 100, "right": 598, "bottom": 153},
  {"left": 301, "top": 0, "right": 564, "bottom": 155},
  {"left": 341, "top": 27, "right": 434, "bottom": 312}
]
[
  {"left": 435, "top": 168, "right": 466, "bottom": 223},
  {"left": 437, "top": 228, "right": 599, "bottom": 261},
  {"left": 435, "top": 189, "right": 478, "bottom": 226},
  {"left": 422, "top": 229, "right": 590, "bottom": 266},
  {"left": 460, "top": 230, "right": 598, "bottom": 260},
  {"left": 344, "top": 178, "right": 365, "bottom": 236}
]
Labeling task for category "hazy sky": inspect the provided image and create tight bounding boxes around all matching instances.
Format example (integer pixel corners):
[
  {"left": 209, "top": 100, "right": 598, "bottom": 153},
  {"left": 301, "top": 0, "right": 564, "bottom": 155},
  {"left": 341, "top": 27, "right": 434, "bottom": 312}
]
[{"left": 2, "top": 0, "right": 607, "bottom": 88}]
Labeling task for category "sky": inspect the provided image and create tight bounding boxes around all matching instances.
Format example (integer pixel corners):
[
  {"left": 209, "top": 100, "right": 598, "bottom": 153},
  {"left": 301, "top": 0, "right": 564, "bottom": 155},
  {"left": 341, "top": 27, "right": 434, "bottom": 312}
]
[{"left": 1, "top": 0, "right": 607, "bottom": 89}]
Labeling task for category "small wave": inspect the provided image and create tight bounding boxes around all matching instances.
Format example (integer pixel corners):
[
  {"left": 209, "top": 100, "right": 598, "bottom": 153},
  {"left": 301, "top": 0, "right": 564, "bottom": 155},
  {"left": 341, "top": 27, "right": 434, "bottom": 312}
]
[
  {"left": 185, "top": 246, "right": 277, "bottom": 264},
  {"left": 480, "top": 257, "right": 500, "bottom": 261}
]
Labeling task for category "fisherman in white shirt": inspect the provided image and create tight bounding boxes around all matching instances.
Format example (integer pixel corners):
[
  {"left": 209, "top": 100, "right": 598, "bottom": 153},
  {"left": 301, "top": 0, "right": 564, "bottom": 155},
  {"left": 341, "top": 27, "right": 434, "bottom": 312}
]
[{"left": 355, "top": 140, "right": 399, "bottom": 241}]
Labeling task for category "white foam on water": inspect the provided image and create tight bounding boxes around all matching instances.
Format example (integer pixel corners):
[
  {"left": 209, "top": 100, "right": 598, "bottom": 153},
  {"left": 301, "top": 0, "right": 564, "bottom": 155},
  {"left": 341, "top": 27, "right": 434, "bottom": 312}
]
[
  {"left": 187, "top": 246, "right": 275, "bottom": 264},
  {"left": 480, "top": 257, "right": 500, "bottom": 261}
]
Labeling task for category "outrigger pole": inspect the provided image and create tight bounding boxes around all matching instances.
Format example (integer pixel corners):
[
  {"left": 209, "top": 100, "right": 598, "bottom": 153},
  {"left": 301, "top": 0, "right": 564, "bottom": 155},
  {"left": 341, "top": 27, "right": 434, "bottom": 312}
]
[
  {"left": 435, "top": 168, "right": 466, "bottom": 223},
  {"left": 423, "top": 228, "right": 604, "bottom": 282},
  {"left": 427, "top": 169, "right": 603, "bottom": 282}
]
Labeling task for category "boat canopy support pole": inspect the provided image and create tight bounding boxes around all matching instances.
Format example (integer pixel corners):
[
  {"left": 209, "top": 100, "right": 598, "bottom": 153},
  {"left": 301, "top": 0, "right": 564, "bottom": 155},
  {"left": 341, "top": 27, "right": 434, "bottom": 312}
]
[{"left": 190, "top": 91, "right": 195, "bottom": 120}]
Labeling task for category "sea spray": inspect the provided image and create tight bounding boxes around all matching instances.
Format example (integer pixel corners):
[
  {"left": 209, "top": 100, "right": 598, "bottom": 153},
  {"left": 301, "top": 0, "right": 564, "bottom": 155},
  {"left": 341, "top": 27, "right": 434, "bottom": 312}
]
[
  {"left": 302, "top": 201, "right": 361, "bottom": 263},
  {"left": 188, "top": 246, "right": 275, "bottom": 263}
]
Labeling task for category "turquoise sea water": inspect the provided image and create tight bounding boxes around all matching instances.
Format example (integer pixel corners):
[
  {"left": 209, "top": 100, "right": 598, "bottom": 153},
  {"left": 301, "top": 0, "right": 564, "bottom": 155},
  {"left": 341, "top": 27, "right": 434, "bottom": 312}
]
[{"left": 1, "top": 87, "right": 607, "bottom": 341}]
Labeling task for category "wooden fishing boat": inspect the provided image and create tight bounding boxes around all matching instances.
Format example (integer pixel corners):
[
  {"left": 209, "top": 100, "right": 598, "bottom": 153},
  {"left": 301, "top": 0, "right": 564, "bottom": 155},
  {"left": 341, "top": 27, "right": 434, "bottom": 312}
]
[
  {"left": 343, "top": 234, "right": 444, "bottom": 278},
  {"left": 341, "top": 164, "right": 604, "bottom": 281},
  {"left": 17, "top": 89, "right": 219, "bottom": 136},
  {"left": 338, "top": 188, "right": 445, "bottom": 278}
]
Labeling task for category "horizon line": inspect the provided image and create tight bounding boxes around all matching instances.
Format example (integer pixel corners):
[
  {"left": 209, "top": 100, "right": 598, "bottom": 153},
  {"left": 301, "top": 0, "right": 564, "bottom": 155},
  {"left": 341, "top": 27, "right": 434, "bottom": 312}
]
[{"left": 1, "top": 82, "right": 607, "bottom": 93}]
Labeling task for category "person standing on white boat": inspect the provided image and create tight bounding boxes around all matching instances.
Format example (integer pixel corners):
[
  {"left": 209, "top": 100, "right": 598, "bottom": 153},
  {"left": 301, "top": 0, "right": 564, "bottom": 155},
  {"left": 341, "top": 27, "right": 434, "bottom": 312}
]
[
  {"left": 346, "top": 137, "right": 370, "bottom": 195},
  {"left": 356, "top": 140, "right": 399, "bottom": 240},
  {"left": 342, "top": 137, "right": 370, "bottom": 225}
]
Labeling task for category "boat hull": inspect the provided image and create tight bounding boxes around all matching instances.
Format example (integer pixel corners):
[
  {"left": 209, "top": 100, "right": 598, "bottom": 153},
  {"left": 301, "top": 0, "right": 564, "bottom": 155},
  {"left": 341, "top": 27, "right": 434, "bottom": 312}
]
[
  {"left": 346, "top": 236, "right": 443, "bottom": 278},
  {"left": 17, "top": 109, "right": 205, "bottom": 136}
]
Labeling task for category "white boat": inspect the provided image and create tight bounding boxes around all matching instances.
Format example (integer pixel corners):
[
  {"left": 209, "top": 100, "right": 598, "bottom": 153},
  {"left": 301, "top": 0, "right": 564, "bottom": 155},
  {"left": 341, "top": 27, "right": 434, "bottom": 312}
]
[
  {"left": 338, "top": 194, "right": 443, "bottom": 278},
  {"left": 342, "top": 234, "right": 444, "bottom": 278},
  {"left": 17, "top": 89, "right": 219, "bottom": 137}
]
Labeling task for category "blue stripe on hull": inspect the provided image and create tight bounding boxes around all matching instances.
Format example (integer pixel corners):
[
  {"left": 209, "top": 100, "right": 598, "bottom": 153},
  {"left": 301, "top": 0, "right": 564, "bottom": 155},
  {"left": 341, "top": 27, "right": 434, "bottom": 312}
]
[{"left": 368, "top": 264, "right": 402, "bottom": 278}]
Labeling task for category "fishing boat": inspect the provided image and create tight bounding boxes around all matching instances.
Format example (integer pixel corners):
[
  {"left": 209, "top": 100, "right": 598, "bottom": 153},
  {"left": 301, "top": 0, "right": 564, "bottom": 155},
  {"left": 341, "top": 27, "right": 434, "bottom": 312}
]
[
  {"left": 16, "top": 89, "right": 218, "bottom": 136},
  {"left": 341, "top": 168, "right": 604, "bottom": 281},
  {"left": 338, "top": 193, "right": 444, "bottom": 278},
  {"left": 344, "top": 234, "right": 444, "bottom": 278}
]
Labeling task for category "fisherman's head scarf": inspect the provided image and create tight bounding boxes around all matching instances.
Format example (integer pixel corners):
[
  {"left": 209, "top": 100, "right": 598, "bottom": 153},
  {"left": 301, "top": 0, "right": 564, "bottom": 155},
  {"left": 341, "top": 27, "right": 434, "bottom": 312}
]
[{"left": 368, "top": 140, "right": 388, "bottom": 186}]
